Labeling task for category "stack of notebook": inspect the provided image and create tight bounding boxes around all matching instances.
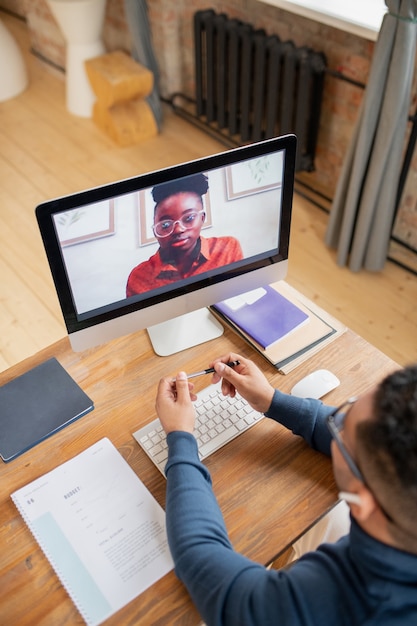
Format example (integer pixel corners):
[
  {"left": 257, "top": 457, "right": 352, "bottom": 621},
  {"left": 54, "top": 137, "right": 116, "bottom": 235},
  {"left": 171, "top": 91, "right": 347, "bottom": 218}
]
[{"left": 211, "top": 281, "right": 346, "bottom": 374}]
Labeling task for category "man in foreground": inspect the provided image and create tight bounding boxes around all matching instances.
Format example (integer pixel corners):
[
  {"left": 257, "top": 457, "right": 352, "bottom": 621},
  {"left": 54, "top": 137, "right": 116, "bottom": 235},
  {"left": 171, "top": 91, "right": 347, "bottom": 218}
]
[{"left": 155, "top": 354, "right": 417, "bottom": 625}]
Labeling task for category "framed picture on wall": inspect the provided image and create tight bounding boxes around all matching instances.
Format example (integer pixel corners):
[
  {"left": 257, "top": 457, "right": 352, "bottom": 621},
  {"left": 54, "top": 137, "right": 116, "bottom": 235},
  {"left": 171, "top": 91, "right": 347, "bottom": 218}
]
[
  {"left": 225, "top": 153, "right": 283, "bottom": 200},
  {"left": 55, "top": 201, "right": 115, "bottom": 247}
]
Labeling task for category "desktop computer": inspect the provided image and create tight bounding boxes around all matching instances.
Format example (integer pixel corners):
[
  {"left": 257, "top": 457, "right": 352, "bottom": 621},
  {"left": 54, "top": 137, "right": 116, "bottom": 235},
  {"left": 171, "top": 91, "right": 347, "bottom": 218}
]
[{"left": 36, "top": 135, "right": 296, "bottom": 355}]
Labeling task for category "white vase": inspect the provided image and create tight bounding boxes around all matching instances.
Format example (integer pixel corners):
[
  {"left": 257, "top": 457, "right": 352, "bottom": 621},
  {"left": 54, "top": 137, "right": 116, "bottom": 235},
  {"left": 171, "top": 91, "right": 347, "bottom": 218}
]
[
  {"left": 0, "top": 18, "right": 28, "bottom": 102},
  {"left": 47, "top": 0, "right": 107, "bottom": 117}
]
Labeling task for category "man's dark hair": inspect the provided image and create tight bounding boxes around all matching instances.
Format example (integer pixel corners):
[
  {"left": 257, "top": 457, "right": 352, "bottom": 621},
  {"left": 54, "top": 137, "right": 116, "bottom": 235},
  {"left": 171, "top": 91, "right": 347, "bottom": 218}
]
[
  {"left": 357, "top": 364, "right": 417, "bottom": 547},
  {"left": 152, "top": 173, "right": 209, "bottom": 207}
]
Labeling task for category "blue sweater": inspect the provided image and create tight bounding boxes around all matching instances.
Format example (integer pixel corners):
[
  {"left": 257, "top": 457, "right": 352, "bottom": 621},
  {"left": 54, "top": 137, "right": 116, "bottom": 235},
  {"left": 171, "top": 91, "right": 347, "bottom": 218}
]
[{"left": 165, "top": 391, "right": 417, "bottom": 625}]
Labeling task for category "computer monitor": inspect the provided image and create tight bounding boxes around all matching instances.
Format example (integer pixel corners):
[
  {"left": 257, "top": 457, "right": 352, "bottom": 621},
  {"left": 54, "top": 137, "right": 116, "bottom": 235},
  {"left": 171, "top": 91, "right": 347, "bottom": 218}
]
[{"left": 36, "top": 134, "right": 296, "bottom": 355}]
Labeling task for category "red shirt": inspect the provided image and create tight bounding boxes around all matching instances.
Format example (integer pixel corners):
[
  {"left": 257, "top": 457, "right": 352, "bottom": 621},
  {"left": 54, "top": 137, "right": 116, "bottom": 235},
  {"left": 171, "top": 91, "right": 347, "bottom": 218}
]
[{"left": 126, "top": 236, "right": 243, "bottom": 296}]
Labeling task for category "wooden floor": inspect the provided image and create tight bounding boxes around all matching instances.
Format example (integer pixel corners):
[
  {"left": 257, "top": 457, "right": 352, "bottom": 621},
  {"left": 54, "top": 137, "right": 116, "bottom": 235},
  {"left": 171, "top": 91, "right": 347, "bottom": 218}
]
[{"left": 1, "top": 12, "right": 416, "bottom": 374}]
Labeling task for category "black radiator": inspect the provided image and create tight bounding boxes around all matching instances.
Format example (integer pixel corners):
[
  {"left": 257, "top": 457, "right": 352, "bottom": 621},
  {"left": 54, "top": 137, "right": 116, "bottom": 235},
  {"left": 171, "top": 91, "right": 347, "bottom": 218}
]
[{"left": 194, "top": 9, "right": 327, "bottom": 171}]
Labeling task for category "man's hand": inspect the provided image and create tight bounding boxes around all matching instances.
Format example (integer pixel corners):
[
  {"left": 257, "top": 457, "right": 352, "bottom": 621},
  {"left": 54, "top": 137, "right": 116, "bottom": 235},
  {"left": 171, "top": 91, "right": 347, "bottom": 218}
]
[
  {"left": 155, "top": 371, "right": 196, "bottom": 434},
  {"left": 211, "top": 353, "right": 275, "bottom": 414}
]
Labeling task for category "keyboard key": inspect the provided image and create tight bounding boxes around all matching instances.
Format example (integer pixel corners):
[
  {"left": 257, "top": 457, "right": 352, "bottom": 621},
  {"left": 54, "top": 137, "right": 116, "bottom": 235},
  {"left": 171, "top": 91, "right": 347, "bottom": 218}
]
[
  {"left": 199, "top": 433, "right": 211, "bottom": 444},
  {"left": 154, "top": 449, "right": 168, "bottom": 465},
  {"left": 199, "top": 424, "right": 239, "bottom": 458},
  {"left": 151, "top": 443, "right": 163, "bottom": 455}
]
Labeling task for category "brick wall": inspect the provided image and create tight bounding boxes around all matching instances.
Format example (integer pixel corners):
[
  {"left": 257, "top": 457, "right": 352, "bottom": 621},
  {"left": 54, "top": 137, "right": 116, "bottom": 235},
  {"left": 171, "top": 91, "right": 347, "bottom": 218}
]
[{"left": 2, "top": 0, "right": 416, "bottom": 252}]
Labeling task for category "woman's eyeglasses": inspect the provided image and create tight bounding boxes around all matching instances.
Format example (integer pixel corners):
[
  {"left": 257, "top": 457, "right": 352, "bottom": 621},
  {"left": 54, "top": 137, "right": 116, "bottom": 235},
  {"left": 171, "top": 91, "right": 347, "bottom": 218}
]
[{"left": 153, "top": 210, "right": 205, "bottom": 238}]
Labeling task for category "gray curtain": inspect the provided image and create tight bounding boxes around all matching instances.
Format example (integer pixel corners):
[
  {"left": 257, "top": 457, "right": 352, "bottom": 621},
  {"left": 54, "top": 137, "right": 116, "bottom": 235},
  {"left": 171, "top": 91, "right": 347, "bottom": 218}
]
[
  {"left": 124, "top": 0, "right": 162, "bottom": 129},
  {"left": 325, "top": 0, "right": 417, "bottom": 271}
]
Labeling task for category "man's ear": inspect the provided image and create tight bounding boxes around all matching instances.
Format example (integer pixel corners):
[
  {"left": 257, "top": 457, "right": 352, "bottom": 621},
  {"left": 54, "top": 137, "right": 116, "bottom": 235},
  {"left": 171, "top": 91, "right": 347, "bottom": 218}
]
[
  {"left": 348, "top": 484, "right": 378, "bottom": 522},
  {"left": 201, "top": 211, "right": 206, "bottom": 223}
]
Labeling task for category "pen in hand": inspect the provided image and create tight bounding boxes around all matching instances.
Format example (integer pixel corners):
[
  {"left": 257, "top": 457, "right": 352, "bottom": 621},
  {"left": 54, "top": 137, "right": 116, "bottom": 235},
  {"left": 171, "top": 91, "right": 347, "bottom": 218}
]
[{"left": 178, "top": 360, "right": 241, "bottom": 380}]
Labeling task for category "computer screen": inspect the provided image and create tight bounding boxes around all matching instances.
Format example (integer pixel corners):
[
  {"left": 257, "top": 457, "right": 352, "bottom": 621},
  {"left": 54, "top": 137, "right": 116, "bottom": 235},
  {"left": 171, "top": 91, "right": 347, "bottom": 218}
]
[{"left": 36, "top": 134, "right": 296, "bottom": 355}]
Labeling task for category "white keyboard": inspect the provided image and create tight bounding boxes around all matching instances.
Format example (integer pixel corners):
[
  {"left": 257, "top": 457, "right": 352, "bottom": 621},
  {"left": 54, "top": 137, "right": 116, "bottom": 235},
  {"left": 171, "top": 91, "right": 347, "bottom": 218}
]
[{"left": 133, "top": 383, "right": 263, "bottom": 475}]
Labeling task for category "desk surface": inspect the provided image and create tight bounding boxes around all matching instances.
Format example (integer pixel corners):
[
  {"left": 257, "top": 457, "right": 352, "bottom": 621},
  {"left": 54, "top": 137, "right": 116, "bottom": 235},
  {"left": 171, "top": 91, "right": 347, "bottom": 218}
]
[{"left": 0, "top": 318, "right": 398, "bottom": 624}]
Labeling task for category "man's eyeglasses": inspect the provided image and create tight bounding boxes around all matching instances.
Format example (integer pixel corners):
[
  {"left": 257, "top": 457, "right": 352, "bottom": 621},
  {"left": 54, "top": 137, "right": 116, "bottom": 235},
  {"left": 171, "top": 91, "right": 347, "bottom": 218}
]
[
  {"left": 327, "top": 398, "right": 395, "bottom": 523},
  {"left": 326, "top": 398, "right": 364, "bottom": 482},
  {"left": 152, "top": 210, "right": 205, "bottom": 238}
]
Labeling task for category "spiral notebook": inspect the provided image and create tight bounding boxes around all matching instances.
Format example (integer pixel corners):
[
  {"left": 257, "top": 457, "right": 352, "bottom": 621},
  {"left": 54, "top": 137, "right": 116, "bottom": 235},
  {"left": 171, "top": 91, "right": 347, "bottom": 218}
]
[{"left": 11, "top": 438, "right": 174, "bottom": 625}]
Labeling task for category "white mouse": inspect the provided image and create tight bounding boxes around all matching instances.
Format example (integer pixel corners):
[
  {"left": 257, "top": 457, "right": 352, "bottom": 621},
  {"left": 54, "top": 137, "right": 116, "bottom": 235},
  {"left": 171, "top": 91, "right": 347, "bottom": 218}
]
[{"left": 290, "top": 369, "right": 340, "bottom": 399}]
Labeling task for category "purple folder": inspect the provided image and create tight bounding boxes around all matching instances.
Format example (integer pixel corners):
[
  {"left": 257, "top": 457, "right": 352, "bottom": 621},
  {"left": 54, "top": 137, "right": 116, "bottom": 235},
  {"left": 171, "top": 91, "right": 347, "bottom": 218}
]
[{"left": 213, "top": 285, "right": 309, "bottom": 349}]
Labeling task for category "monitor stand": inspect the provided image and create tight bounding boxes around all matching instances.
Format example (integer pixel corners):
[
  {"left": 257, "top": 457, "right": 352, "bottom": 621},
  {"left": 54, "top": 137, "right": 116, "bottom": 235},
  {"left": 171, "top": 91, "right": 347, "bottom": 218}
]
[{"left": 147, "top": 307, "right": 224, "bottom": 356}]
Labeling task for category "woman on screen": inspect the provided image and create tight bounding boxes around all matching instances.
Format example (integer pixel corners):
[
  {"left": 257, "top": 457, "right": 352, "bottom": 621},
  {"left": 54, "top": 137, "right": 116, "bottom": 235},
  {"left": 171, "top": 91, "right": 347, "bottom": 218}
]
[{"left": 126, "top": 173, "right": 243, "bottom": 297}]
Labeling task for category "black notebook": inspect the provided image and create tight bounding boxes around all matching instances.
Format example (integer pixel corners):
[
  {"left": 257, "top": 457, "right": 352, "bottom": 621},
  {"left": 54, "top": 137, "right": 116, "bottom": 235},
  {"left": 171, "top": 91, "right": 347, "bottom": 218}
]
[{"left": 0, "top": 358, "right": 94, "bottom": 462}]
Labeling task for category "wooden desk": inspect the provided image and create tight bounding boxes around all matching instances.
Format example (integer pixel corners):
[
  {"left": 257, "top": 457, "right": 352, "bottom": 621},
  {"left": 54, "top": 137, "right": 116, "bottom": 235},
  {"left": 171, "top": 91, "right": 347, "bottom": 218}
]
[{"left": 0, "top": 323, "right": 398, "bottom": 624}]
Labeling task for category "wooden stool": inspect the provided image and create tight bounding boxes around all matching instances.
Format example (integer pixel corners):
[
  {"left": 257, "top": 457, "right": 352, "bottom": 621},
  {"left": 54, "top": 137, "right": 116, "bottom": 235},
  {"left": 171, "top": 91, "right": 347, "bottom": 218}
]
[{"left": 85, "top": 50, "right": 158, "bottom": 146}]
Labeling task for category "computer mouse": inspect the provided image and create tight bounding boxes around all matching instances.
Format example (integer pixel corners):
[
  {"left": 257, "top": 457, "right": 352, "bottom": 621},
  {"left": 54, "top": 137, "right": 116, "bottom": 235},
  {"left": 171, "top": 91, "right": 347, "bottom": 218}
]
[{"left": 290, "top": 369, "right": 340, "bottom": 399}]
